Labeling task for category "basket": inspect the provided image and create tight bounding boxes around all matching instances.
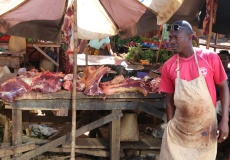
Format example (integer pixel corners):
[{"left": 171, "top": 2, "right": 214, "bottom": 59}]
[
  {"left": 39, "top": 59, "right": 55, "bottom": 72},
  {"left": 8, "top": 36, "right": 26, "bottom": 52},
  {"left": 120, "top": 113, "right": 139, "bottom": 141}
]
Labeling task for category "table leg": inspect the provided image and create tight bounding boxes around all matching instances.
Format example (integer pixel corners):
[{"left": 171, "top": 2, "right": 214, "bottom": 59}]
[
  {"left": 12, "top": 109, "right": 22, "bottom": 146},
  {"left": 110, "top": 110, "right": 121, "bottom": 160},
  {"left": 54, "top": 47, "right": 60, "bottom": 72}
]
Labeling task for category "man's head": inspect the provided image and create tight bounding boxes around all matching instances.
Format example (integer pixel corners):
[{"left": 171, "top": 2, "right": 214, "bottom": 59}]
[
  {"left": 218, "top": 50, "right": 230, "bottom": 70},
  {"left": 167, "top": 20, "right": 194, "bottom": 54}
]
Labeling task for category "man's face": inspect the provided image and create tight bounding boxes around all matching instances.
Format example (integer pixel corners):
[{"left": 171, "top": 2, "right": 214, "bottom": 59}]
[
  {"left": 169, "top": 29, "right": 190, "bottom": 53},
  {"left": 219, "top": 54, "right": 229, "bottom": 69}
]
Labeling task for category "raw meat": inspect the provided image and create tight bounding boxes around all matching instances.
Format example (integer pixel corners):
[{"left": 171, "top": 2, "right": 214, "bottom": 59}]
[
  {"left": 63, "top": 74, "right": 85, "bottom": 92},
  {"left": 82, "top": 66, "right": 110, "bottom": 96},
  {"left": 100, "top": 75, "right": 148, "bottom": 96},
  {"left": 0, "top": 78, "right": 30, "bottom": 102},
  {"left": 32, "top": 71, "right": 65, "bottom": 93},
  {"left": 146, "top": 77, "right": 161, "bottom": 93}
]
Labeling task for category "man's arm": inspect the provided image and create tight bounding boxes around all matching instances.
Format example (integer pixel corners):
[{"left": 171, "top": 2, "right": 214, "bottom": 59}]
[
  {"left": 77, "top": 39, "right": 87, "bottom": 53},
  {"left": 217, "top": 80, "right": 229, "bottom": 143},
  {"left": 165, "top": 93, "right": 176, "bottom": 122},
  {"left": 106, "top": 43, "right": 115, "bottom": 56}
]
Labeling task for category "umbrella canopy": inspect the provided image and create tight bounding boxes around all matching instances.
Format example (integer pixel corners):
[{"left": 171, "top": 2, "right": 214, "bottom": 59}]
[
  {"left": 0, "top": 0, "right": 183, "bottom": 42},
  {"left": 0, "top": 0, "right": 68, "bottom": 42},
  {"left": 76, "top": 0, "right": 183, "bottom": 40}
]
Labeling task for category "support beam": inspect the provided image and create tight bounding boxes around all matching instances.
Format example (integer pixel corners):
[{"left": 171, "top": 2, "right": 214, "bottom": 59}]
[
  {"left": 15, "top": 111, "right": 123, "bottom": 160},
  {"left": 0, "top": 142, "right": 35, "bottom": 158}
]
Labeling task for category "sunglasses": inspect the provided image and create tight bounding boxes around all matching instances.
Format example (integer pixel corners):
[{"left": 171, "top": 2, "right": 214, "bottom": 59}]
[{"left": 167, "top": 24, "right": 189, "bottom": 31}]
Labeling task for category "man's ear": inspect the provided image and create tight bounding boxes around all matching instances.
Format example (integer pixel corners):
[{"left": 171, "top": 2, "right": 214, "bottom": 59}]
[{"left": 188, "top": 34, "right": 193, "bottom": 40}]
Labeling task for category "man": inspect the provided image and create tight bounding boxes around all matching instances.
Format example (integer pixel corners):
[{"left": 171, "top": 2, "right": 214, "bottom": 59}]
[
  {"left": 159, "top": 20, "right": 229, "bottom": 160},
  {"left": 216, "top": 50, "right": 230, "bottom": 115},
  {"left": 216, "top": 50, "right": 230, "bottom": 158},
  {"left": 218, "top": 50, "right": 230, "bottom": 82},
  {"left": 77, "top": 37, "right": 116, "bottom": 56}
]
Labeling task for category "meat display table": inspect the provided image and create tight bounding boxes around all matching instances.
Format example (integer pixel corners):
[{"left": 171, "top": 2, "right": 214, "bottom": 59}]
[{"left": 5, "top": 90, "right": 166, "bottom": 159}]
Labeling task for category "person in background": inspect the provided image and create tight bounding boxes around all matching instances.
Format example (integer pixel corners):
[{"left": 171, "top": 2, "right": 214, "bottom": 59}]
[
  {"left": 216, "top": 50, "right": 230, "bottom": 159},
  {"left": 77, "top": 37, "right": 116, "bottom": 56},
  {"left": 159, "top": 20, "right": 229, "bottom": 160},
  {"left": 216, "top": 50, "right": 230, "bottom": 115},
  {"left": 218, "top": 50, "right": 230, "bottom": 81}
]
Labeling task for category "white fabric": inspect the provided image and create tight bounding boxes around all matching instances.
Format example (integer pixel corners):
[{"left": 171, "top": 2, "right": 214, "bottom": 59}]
[
  {"left": 76, "top": 0, "right": 118, "bottom": 40},
  {"left": 1, "top": 0, "right": 66, "bottom": 26},
  {"left": 0, "top": 0, "right": 26, "bottom": 16},
  {"left": 140, "top": 0, "right": 184, "bottom": 25}
]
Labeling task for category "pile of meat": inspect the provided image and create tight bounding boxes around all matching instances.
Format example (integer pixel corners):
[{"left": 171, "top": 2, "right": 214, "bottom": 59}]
[
  {"left": 0, "top": 70, "right": 65, "bottom": 102},
  {"left": 0, "top": 66, "right": 161, "bottom": 102},
  {"left": 63, "top": 66, "right": 161, "bottom": 96}
]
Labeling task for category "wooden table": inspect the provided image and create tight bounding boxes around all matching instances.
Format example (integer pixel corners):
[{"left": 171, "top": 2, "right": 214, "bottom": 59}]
[
  {"left": 26, "top": 42, "right": 62, "bottom": 72},
  {"left": 5, "top": 90, "right": 166, "bottom": 160}
]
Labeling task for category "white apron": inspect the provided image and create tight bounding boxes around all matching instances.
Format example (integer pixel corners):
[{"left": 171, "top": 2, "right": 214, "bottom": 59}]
[{"left": 160, "top": 50, "right": 217, "bottom": 160}]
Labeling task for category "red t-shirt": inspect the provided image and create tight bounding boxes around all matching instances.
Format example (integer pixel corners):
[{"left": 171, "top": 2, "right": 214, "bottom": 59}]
[{"left": 159, "top": 48, "right": 227, "bottom": 106}]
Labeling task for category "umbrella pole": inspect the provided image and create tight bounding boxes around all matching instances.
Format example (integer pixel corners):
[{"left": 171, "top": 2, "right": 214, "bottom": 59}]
[
  {"left": 156, "top": 25, "right": 164, "bottom": 63},
  {"left": 86, "top": 52, "right": 88, "bottom": 66},
  {"left": 71, "top": 0, "right": 78, "bottom": 159}
]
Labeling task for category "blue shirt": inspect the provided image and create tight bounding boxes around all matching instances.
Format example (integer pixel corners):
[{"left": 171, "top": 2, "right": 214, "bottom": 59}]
[{"left": 89, "top": 37, "right": 110, "bottom": 50}]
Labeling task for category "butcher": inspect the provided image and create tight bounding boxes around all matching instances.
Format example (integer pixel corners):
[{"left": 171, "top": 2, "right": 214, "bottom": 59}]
[{"left": 159, "top": 20, "right": 229, "bottom": 160}]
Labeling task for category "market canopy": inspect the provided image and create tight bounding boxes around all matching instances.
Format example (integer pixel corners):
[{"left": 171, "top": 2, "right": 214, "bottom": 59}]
[
  {"left": 76, "top": 0, "right": 183, "bottom": 40},
  {"left": 0, "top": 0, "right": 67, "bottom": 42},
  {"left": 0, "top": 0, "right": 183, "bottom": 42}
]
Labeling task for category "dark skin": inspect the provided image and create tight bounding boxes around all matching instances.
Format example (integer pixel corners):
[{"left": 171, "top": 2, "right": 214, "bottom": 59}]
[
  {"left": 167, "top": 28, "right": 229, "bottom": 143},
  {"left": 219, "top": 54, "right": 229, "bottom": 71}
]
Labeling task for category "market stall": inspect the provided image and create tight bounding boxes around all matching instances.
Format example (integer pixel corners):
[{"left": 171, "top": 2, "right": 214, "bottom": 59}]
[
  {"left": 4, "top": 90, "right": 165, "bottom": 159},
  {"left": 0, "top": 0, "right": 188, "bottom": 159}
]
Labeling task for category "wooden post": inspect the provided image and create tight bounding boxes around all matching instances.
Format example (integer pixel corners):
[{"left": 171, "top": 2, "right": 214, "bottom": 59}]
[
  {"left": 54, "top": 47, "right": 60, "bottom": 72},
  {"left": 72, "top": 0, "right": 78, "bottom": 159},
  {"left": 206, "top": 0, "right": 214, "bottom": 49},
  {"left": 12, "top": 109, "right": 22, "bottom": 157},
  {"left": 214, "top": 33, "right": 218, "bottom": 52},
  {"left": 110, "top": 110, "right": 121, "bottom": 160},
  {"left": 156, "top": 25, "right": 164, "bottom": 63}
]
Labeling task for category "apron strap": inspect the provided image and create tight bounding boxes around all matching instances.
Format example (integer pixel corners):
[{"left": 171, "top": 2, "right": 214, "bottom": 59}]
[
  {"left": 193, "top": 48, "right": 202, "bottom": 76},
  {"left": 176, "top": 48, "right": 202, "bottom": 78},
  {"left": 176, "top": 55, "right": 180, "bottom": 78}
]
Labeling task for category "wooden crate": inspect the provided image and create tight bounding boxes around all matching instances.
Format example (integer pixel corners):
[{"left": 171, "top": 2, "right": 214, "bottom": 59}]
[{"left": 0, "top": 55, "right": 20, "bottom": 69}]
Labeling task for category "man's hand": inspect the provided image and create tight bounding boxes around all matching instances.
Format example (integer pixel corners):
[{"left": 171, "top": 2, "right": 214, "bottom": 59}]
[
  {"left": 111, "top": 53, "right": 117, "bottom": 56},
  {"left": 217, "top": 119, "right": 229, "bottom": 143}
]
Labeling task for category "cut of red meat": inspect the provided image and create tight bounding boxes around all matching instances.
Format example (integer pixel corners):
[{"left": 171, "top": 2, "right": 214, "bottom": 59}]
[
  {"left": 80, "top": 66, "right": 97, "bottom": 85},
  {"left": 32, "top": 71, "right": 65, "bottom": 93},
  {"left": 82, "top": 66, "right": 110, "bottom": 96},
  {"left": 0, "top": 70, "right": 67, "bottom": 102},
  {"left": 100, "top": 75, "right": 148, "bottom": 96},
  {"left": 146, "top": 77, "right": 161, "bottom": 93},
  {"left": 63, "top": 74, "right": 85, "bottom": 92},
  {"left": 63, "top": 79, "right": 85, "bottom": 92},
  {"left": 0, "top": 78, "right": 30, "bottom": 102}
]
